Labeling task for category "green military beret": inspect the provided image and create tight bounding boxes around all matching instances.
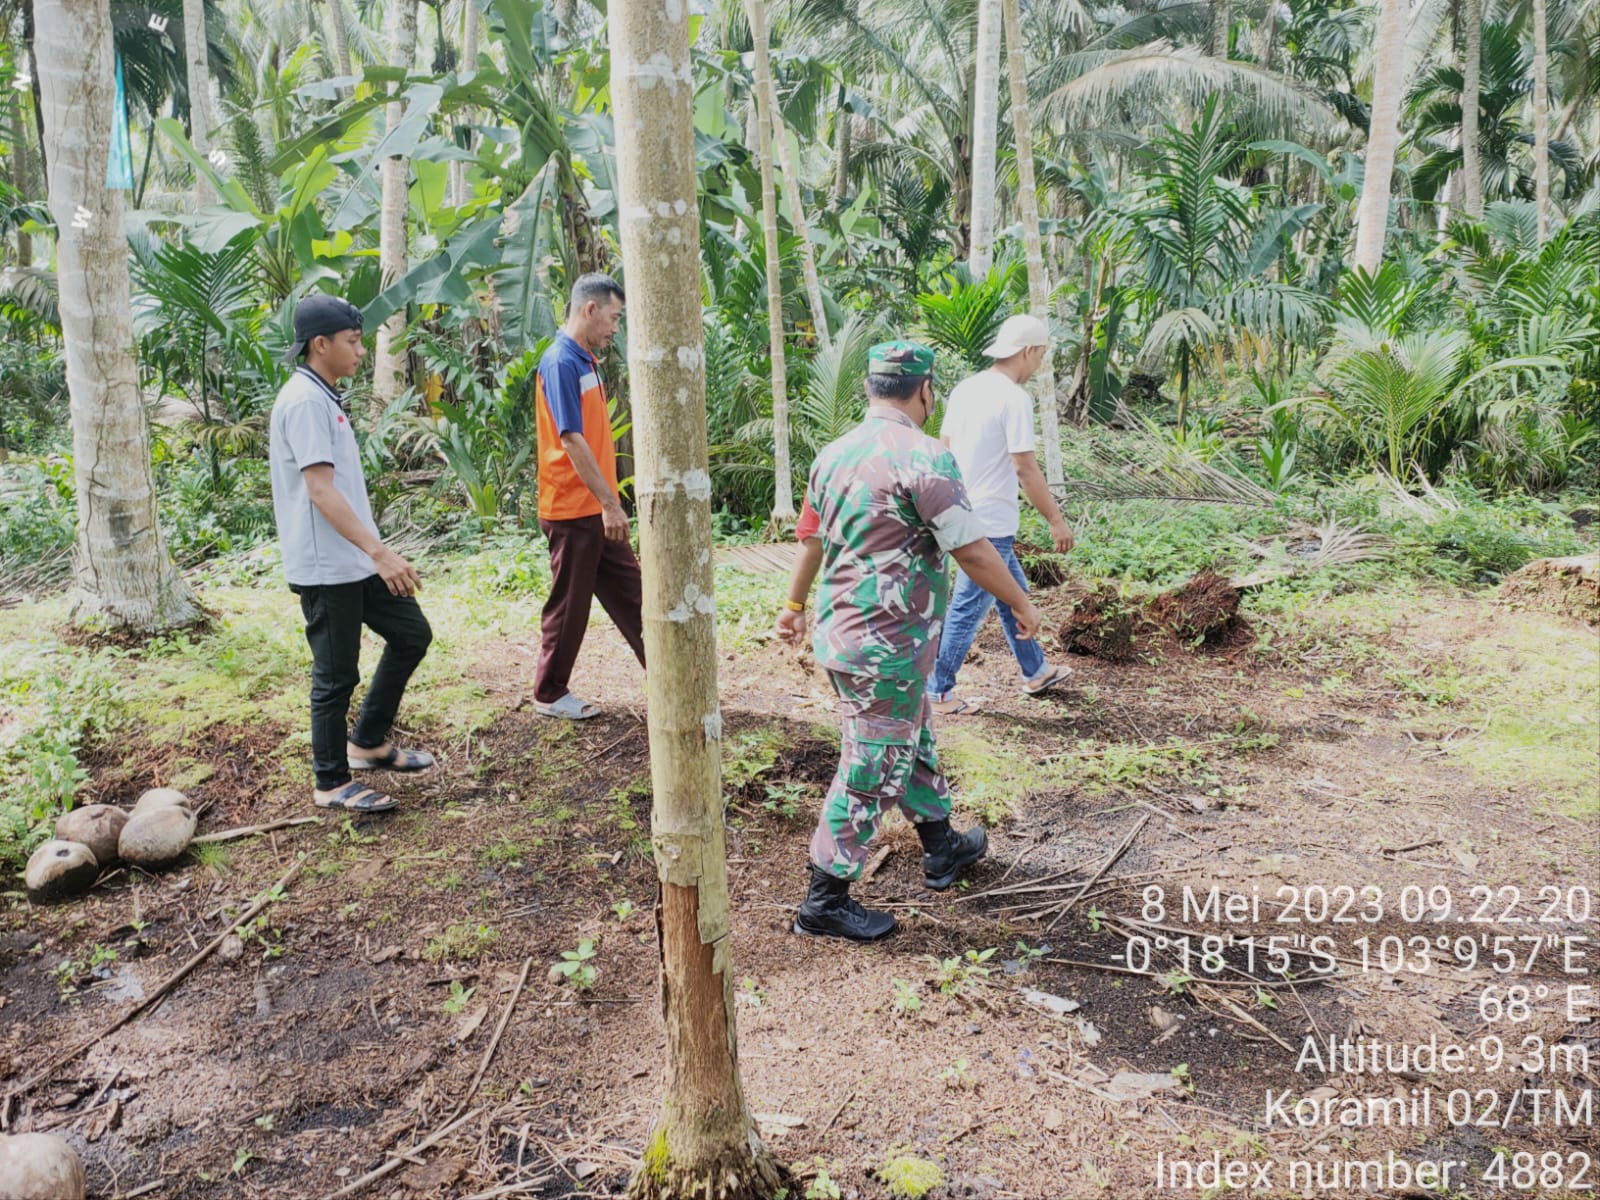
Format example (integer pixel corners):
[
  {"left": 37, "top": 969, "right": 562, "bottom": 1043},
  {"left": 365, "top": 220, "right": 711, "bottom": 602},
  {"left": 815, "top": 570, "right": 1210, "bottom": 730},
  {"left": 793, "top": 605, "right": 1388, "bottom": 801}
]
[{"left": 867, "top": 340, "right": 936, "bottom": 377}]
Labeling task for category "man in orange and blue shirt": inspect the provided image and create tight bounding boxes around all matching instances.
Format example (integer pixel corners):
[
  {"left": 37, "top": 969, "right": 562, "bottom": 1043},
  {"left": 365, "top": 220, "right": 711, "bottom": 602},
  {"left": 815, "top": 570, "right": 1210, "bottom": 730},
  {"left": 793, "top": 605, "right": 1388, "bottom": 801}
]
[{"left": 532, "top": 273, "right": 646, "bottom": 719}]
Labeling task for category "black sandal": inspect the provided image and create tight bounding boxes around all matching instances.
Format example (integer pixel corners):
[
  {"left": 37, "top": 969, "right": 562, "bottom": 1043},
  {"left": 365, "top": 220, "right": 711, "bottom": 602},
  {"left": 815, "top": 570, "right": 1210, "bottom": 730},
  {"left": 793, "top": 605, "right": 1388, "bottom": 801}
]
[
  {"left": 349, "top": 746, "right": 435, "bottom": 773},
  {"left": 315, "top": 782, "right": 400, "bottom": 812}
]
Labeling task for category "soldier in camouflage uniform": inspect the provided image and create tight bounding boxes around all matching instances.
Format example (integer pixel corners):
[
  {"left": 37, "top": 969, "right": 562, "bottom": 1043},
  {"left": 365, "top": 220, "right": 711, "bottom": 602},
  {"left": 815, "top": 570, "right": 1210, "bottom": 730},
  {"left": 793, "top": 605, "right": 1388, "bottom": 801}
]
[{"left": 776, "top": 341, "right": 1045, "bottom": 941}]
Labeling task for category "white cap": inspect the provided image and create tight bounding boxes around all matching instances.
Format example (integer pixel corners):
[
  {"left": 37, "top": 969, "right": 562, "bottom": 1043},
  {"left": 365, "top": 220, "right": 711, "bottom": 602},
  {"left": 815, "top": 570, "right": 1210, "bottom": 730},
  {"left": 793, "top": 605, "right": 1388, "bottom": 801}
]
[{"left": 982, "top": 313, "right": 1050, "bottom": 359}]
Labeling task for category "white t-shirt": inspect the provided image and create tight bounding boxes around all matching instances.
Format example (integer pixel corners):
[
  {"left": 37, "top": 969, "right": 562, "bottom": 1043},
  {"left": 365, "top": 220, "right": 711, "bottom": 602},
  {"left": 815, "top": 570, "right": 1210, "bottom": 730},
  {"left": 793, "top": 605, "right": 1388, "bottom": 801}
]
[{"left": 940, "top": 370, "right": 1035, "bottom": 538}]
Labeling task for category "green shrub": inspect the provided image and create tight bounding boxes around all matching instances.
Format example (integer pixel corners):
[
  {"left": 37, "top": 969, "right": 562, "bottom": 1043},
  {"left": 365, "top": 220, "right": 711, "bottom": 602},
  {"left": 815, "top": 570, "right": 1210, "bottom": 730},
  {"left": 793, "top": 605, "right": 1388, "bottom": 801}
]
[
  {"left": 0, "top": 458, "right": 76, "bottom": 578},
  {"left": 0, "top": 646, "right": 127, "bottom": 867},
  {"left": 1390, "top": 492, "right": 1588, "bottom": 582}
]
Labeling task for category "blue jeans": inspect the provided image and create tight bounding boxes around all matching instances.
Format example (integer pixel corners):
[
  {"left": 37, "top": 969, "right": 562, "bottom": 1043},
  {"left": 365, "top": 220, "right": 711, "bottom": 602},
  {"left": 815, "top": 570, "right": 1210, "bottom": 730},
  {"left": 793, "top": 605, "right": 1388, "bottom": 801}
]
[{"left": 931, "top": 536, "right": 1044, "bottom": 698}]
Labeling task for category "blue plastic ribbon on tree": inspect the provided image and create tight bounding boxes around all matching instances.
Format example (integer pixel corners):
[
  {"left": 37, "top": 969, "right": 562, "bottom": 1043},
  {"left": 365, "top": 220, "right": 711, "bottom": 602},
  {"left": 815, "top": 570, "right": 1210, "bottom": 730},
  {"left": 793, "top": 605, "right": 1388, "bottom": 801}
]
[{"left": 106, "top": 53, "right": 134, "bottom": 190}]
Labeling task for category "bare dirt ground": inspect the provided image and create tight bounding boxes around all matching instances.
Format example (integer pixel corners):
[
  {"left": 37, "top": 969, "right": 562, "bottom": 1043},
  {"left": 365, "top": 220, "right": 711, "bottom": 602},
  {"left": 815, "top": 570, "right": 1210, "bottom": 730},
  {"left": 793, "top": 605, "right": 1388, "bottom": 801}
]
[{"left": 3, "top": 582, "right": 1596, "bottom": 1200}]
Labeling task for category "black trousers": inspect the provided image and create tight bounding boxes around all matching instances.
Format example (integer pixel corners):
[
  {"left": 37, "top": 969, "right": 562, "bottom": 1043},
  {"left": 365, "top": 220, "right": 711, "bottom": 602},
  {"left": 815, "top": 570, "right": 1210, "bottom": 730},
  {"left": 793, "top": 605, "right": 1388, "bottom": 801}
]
[{"left": 292, "top": 576, "right": 433, "bottom": 790}]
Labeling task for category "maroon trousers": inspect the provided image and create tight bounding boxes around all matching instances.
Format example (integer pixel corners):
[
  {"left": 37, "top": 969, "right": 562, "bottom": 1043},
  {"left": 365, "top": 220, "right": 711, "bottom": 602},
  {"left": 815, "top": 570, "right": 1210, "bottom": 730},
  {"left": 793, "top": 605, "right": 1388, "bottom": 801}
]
[{"left": 535, "top": 515, "right": 646, "bottom": 704}]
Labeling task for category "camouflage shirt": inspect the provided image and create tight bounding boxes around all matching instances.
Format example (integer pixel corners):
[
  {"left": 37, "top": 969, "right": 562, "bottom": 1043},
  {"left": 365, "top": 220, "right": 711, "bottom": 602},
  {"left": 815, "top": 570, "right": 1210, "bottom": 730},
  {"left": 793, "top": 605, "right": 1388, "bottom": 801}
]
[{"left": 808, "top": 407, "right": 986, "bottom": 681}]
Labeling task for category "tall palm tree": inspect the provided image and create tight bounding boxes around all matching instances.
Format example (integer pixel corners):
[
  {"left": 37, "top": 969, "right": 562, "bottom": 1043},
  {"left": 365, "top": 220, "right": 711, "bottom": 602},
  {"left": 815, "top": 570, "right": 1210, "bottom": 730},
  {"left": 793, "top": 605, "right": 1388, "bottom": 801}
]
[
  {"left": 449, "top": 0, "right": 481, "bottom": 207},
  {"left": 1460, "top": 0, "right": 1483, "bottom": 216},
  {"left": 744, "top": 0, "right": 793, "bottom": 523},
  {"left": 1532, "top": 0, "right": 1551, "bottom": 241},
  {"left": 183, "top": 0, "right": 216, "bottom": 208},
  {"left": 769, "top": 107, "right": 831, "bottom": 350},
  {"left": 1213, "top": 0, "right": 1233, "bottom": 57},
  {"left": 1128, "top": 99, "right": 1324, "bottom": 426},
  {"left": 1353, "top": 0, "right": 1408, "bottom": 273},
  {"left": 324, "top": 0, "right": 354, "bottom": 83},
  {"left": 373, "top": 0, "right": 417, "bottom": 414},
  {"left": 1002, "top": 0, "right": 1065, "bottom": 475},
  {"left": 36, "top": 0, "right": 198, "bottom": 631},
  {"left": 789, "top": 0, "right": 981, "bottom": 258},
  {"left": 609, "top": 0, "right": 786, "bottom": 1195},
  {"left": 969, "top": 0, "right": 1002, "bottom": 277},
  {"left": 1408, "top": 22, "right": 1583, "bottom": 205}
]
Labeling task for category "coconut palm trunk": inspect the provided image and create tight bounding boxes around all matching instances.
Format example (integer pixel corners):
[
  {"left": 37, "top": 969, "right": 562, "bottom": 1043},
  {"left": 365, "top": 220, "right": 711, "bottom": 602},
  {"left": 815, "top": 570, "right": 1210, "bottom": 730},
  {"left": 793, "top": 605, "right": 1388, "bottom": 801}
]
[
  {"left": 1352, "top": 0, "right": 1407, "bottom": 273},
  {"left": 451, "top": 0, "right": 482, "bottom": 208},
  {"left": 831, "top": 109, "right": 851, "bottom": 206},
  {"left": 609, "top": 1, "right": 788, "bottom": 1196},
  {"left": 36, "top": 0, "right": 199, "bottom": 632},
  {"left": 744, "top": 0, "right": 793, "bottom": 523},
  {"left": 182, "top": 0, "right": 215, "bottom": 209},
  {"left": 771, "top": 109, "right": 830, "bottom": 351},
  {"left": 325, "top": 0, "right": 354, "bottom": 84},
  {"left": 5, "top": 83, "right": 35, "bottom": 264},
  {"left": 372, "top": 0, "right": 417, "bottom": 416},
  {"left": 1254, "top": 0, "right": 1279, "bottom": 66},
  {"left": 1212, "top": 0, "right": 1232, "bottom": 57},
  {"left": 968, "top": 0, "right": 1002, "bottom": 277},
  {"left": 1459, "top": 0, "right": 1482, "bottom": 217},
  {"left": 1002, "top": 0, "right": 1064, "bottom": 478},
  {"left": 1531, "top": 0, "right": 1550, "bottom": 241}
]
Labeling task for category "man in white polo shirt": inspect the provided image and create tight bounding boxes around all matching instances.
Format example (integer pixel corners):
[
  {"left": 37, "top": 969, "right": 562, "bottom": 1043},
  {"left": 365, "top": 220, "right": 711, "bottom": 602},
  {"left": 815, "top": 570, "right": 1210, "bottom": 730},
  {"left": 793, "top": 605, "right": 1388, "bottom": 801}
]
[
  {"left": 269, "top": 295, "right": 436, "bottom": 813},
  {"left": 930, "top": 314, "right": 1075, "bottom": 716}
]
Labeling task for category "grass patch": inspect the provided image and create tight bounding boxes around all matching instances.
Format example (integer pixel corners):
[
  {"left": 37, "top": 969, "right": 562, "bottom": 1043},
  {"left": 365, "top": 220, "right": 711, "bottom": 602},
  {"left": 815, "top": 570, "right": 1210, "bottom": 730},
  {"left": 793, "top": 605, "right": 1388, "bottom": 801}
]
[
  {"left": 481, "top": 838, "right": 526, "bottom": 869},
  {"left": 189, "top": 842, "right": 233, "bottom": 876},
  {"left": 1416, "top": 612, "right": 1600, "bottom": 816},
  {"left": 423, "top": 922, "right": 498, "bottom": 963},
  {"left": 939, "top": 727, "right": 1069, "bottom": 826}
]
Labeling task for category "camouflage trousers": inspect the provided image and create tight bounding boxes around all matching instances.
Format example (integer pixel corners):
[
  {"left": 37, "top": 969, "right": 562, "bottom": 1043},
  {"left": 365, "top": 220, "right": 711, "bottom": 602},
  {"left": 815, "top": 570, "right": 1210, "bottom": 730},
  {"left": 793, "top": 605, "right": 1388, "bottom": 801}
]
[{"left": 810, "top": 670, "right": 953, "bottom": 880}]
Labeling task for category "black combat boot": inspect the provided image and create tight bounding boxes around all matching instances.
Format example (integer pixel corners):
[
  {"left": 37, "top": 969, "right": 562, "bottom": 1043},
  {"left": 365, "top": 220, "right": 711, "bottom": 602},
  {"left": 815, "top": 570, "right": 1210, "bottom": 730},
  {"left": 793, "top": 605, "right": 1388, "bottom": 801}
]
[
  {"left": 918, "top": 818, "right": 988, "bottom": 890},
  {"left": 792, "top": 864, "right": 897, "bottom": 941}
]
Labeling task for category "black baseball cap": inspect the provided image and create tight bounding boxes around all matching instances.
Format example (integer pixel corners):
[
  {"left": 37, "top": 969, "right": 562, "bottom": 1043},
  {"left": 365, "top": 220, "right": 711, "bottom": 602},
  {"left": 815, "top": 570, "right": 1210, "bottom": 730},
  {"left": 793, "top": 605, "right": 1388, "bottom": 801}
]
[{"left": 283, "top": 295, "right": 364, "bottom": 364}]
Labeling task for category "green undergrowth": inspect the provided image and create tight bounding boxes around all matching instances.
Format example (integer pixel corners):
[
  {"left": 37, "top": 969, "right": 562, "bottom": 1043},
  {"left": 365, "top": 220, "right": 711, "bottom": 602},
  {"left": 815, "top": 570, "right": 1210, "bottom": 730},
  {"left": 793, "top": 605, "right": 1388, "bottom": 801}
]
[
  {"left": 1408, "top": 613, "right": 1600, "bottom": 817},
  {"left": 1251, "top": 584, "right": 1598, "bottom": 815},
  {"left": 1019, "top": 478, "right": 1591, "bottom": 595},
  {"left": 937, "top": 723, "right": 1258, "bottom": 827}
]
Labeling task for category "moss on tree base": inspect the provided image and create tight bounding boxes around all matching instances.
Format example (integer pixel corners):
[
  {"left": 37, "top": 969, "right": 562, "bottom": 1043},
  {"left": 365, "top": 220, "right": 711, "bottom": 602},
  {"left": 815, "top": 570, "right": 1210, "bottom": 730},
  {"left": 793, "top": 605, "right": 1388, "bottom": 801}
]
[{"left": 626, "top": 1135, "right": 790, "bottom": 1200}]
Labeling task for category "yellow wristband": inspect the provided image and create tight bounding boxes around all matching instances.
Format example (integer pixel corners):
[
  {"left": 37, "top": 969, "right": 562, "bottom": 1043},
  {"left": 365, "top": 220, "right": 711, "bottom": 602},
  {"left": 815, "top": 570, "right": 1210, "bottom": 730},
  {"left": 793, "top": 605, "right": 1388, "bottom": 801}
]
[{"left": 782, "top": 599, "right": 806, "bottom": 613}]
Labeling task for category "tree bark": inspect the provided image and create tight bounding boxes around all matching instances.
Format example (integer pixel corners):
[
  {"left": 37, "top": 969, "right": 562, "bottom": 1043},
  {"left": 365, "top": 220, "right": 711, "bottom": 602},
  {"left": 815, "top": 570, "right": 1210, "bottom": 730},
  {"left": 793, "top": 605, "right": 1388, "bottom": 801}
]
[
  {"left": 1002, "top": 0, "right": 1066, "bottom": 472},
  {"left": 451, "top": 0, "right": 482, "bottom": 208},
  {"left": 1212, "top": 0, "right": 1233, "bottom": 57},
  {"left": 5, "top": 83, "right": 35, "bottom": 264},
  {"left": 968, "top": 0, "right": 1002, "bottom": 277},
  {"left": 1459, "top": 0, "right": 1482, "bottom": 217},
  {"left": 1253, "top": 0, "right": 1278, "bottom": 67},
  {"left": 1531, "top": 0, "right": 1550, "bottom": 241},
  {"left": 325, "top": 0, "right": 354, "bottom": 84},
  {"left": 36, "top": 0, "right": 199, "bottom": 632},
  {"left": 743, "top": 0, "right": 793, "bottom": 523},
  {"left": 609, "top": 2, "right": 788, "bottom": 1197},
  {"left": 1351, "top": 0, "right": 1407, "bottom": 274},
  {"left": 771, "top": 109, "right": 830, "bottom": 351},
  {"left": 831, "top": 109, "right": 851, "bottom": 207},
  {"left": 182, "top": 0, "right": 215, "bottom": 209},
  {"left": 372, "top": 0, "right": 417, "bottom": 416}
]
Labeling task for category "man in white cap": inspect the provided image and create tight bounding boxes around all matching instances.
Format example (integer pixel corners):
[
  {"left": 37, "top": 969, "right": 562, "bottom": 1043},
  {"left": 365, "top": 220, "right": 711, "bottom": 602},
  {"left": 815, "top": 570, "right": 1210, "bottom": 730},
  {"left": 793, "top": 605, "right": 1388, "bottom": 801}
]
[{"left": 929, "top": 313, "right": 1075, "bottom": 716}]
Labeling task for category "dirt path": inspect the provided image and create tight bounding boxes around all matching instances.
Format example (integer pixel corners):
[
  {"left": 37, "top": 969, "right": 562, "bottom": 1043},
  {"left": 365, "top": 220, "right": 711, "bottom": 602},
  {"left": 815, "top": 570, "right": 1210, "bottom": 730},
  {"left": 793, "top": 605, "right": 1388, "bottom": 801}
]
[{"left": 2, "top": 588, "right": 1595, "bottom": 1199}]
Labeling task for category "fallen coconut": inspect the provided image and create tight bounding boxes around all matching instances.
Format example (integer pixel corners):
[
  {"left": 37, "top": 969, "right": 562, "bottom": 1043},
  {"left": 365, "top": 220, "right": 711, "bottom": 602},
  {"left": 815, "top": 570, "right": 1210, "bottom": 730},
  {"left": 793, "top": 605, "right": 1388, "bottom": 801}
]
[
  {"left": 0, "top": 1132, "right": 86, "bottom": 1199},
  {"left": 24, "top": 841, "right": 100, "bottom": 903},
  {"left": 132, "top": 786, "right": 189, "bottom": 816},
  {"left": 118, "top": 804, "right": 197, "bottom": 868},
  {"left": 54, "top": 804, "right": 128, "bottom": 866}
]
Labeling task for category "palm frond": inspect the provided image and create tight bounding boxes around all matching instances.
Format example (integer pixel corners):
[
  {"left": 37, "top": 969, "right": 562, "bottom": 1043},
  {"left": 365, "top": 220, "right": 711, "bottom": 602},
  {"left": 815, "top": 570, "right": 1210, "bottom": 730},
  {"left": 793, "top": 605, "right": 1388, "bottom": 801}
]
[
  {"left": 1056, "top": 426, "right": 1277, "bottom": 507},
  {"left": 1039, "top": 40, "right": 1336, "bottom": 134},
  {"left": 797, "top": 312, "right": 880, "bottom": 451}
]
